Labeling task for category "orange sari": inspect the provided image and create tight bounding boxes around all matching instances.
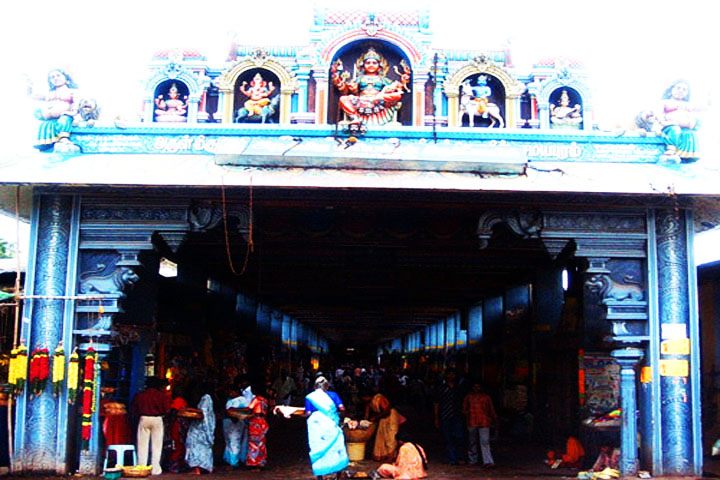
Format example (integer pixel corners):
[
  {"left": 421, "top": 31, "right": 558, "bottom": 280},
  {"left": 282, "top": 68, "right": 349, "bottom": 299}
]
[{"left": 377, "top": 442, "right": 427, "bottom": 479}]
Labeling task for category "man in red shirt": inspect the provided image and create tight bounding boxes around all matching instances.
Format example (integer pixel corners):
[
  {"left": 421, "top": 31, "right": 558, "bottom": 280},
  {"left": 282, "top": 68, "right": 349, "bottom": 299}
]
[
  {"left": 462, "top": 381, "right": 497, "bottom": 468},
  {"left": 131, "top": 377, "right": 170, "bottom": 475}
]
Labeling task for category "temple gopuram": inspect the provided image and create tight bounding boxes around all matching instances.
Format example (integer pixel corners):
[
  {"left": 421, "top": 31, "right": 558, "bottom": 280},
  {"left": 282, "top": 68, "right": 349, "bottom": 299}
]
[{"left": 0, "top": 8, "right": 717, "bottom": 478}]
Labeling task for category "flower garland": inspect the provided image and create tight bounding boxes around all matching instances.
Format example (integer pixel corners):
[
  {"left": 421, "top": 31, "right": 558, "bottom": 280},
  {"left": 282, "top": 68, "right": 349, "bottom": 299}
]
[
  {"left": 29, "top": 347, "right": 50, "bottom": 397},
  {"left": 67, "top": 349, "right": 80, "bottom": 404},
  {"left": 52, "top": 344, "right": 65, "bottom": 397},
  {"left": 81, "top": 348, "right": 97, "bottom": 450},
  {"left": 8, "top": 344, "right": 28, "bottom": 395}
]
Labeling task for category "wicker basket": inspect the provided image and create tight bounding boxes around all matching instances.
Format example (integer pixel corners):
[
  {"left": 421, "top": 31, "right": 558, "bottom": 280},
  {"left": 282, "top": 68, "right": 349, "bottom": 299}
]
[
  {"left": 343, "top": 422, "right": 376, "bottom": 443},
  {"left": 121, "top": 465, "right": 152, "bottom": 478},
  {"left": 177, "top": 408, "right": 204, "bottom": 420}
]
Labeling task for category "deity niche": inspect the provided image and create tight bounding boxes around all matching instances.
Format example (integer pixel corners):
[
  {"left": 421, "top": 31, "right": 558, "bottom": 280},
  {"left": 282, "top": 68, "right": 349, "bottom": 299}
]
[
  {"left": 330, "top": 46, "right": 412, "bottom": 129},
  {"left": 459, "top": 75, "right": 505, "bottom": 128},
  {"left": 549, "top": 89, "right": 583, "bottom": 129},
  {"left": 235, "top": 70, "right": 280, "bottom": 124},
  {"left": 154, "top": 81, "right": 189, "bottom": 122}
]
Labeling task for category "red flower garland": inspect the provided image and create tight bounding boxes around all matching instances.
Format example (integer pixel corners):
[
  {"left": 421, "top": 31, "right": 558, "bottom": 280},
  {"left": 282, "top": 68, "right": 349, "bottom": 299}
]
[
  {"left": 29, "top": 347, "right": 50, "bottom": 397},
  {"left": 81, "top": 348, "right": 97, "bottom": 450}
]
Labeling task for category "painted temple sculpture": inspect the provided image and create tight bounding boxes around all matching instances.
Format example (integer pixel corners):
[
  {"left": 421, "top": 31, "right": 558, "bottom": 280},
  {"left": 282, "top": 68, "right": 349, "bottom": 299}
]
[
  {"left": 235, "top": 72, "right": 278, "bottom": 123},
  {"left": 33, "top": 69, "right": 81, "bottom": 152},
  {"left": 11, "top": 7, "right": 713, "bottom": 480},
  {"left": 154, "top": 83, "right": 188, "bottom": 122},
  {"left": 331, "top": 47, "right": 411, "bottom": 130}
]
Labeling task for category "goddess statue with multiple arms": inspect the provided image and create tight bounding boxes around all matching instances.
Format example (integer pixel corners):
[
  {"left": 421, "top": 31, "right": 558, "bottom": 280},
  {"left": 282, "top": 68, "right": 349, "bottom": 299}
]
[
  {"left": 331, "top": 47, "right": 411, "bottom": 127},
  {"left": 154, "top": 83, "right": 188, "bottom": 122}
]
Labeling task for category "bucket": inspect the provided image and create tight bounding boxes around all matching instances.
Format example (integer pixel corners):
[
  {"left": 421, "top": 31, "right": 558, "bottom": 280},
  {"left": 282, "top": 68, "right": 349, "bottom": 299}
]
[{"left": 347, "top": 441, "right": 366, "bottom": 461}]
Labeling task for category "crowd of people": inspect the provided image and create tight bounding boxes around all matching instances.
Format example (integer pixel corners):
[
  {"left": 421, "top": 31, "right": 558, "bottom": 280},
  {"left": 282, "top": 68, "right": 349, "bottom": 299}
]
[{"left": 108, "top": 357, "right": 504, "bottom": 479}]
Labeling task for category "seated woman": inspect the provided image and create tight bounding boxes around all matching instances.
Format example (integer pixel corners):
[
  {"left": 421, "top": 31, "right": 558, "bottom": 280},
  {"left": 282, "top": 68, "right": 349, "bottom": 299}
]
[
  {"left": 656, "top": 80, "right": 701, "bottom": 162},
  {"left": 374, "top": 430, "right": 427, "bottom": 479},
  {"left": 33, "top": 69, "right": 78, "bottom": 150},
  {"left": 546, "top": 435, "right": 585, "bottom": 468},
  {"left": 154, "top": 83, "right": 188, "bottom": 122},
  {"left": 550, "top": 90, "right": 582, "bottom": 128},
  {"left": 331, "top": 48, "right": 411, "bottom": 127}
]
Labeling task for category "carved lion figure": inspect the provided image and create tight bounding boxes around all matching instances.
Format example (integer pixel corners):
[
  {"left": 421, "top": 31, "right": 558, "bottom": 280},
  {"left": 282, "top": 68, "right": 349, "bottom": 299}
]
[
  {"left": 79, "top": 267, "right": 139, "bottom": 294},
  {"left": 586, "top": 274, "right": 644, "bottom": 301}
]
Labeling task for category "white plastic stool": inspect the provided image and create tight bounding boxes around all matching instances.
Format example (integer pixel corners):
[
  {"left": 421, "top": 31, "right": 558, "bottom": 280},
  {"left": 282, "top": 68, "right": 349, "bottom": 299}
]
[{"left": 103, "top": 444, "right": 137, "bottom": 469}]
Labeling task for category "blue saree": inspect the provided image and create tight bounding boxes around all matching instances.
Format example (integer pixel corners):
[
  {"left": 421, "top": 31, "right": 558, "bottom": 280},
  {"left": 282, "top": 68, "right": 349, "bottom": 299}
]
[{"left": 305, "top": 389, "right": 349, "bottom": 476}]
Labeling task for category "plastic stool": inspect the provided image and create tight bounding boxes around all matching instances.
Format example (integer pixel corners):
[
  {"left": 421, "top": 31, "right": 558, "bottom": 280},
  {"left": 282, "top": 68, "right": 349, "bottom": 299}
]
[{"left": 103, "top": 444, "right": 137, "bottom": 469}]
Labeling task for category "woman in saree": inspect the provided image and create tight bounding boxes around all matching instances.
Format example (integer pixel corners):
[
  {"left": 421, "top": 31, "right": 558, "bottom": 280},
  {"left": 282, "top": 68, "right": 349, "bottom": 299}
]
[
  {"left": 656, "top": 80, "right": 701, "bottom": 162},
  {"left": 223, "top": 376, "right": 254, "bottom": 467},
  {"left": 166, "top": 388, "right": 189, "bottom": 473},
  {"left": 185, "top": 385, "right": 216, "bottom": 474},
  {"left": 244, "top": 382, "right": 270, "bottom": 468},
  {"left": 305, "top": 376, "right": 349, "bottom": 480},
  {"left": 33, "top": 68, "right": 78, "bottom": 150},
  {"left": 367, "top": 392, "right": 405, "bottom": 462}
]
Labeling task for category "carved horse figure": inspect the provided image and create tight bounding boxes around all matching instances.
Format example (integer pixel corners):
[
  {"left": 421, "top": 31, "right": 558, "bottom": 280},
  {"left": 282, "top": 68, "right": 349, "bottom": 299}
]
[
  {"left": 235, "top": 94, "right": 280, "bottom": 124},
  {"left": 459, "top": 80, "right": 504, "bottom": 128}
]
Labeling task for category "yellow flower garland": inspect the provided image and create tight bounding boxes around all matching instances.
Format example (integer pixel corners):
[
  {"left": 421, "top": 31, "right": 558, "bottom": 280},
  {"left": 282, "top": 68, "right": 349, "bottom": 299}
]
[
  {"left": 52, "top": 345, "right": 65, "bottom": 396},
  {"left": 67, "top": 349, "right": 79, "bottom": 404},
  {"left": 8, "top": 344, "right": 28, "bottom": 395}
]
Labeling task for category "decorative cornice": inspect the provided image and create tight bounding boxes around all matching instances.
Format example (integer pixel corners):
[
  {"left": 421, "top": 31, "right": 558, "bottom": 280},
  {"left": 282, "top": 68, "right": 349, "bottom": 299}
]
[
  {"left": 216, "top": 56, "right": 298, "bottom": 93},
  {"left": 477, "top": 209, "right": 543, "bottom": 249},
  {"left": 445, "top": 62, "right": 526, "bottom": 98}
]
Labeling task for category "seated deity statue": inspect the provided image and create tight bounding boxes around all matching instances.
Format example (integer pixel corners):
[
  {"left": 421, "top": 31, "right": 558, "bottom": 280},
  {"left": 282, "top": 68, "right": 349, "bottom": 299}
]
[
  {"left": 550, "top": 90, "right": 583, "bottom": 128},
  {"left": 236, "top": 72, "right": 278, "bottom": 123},
  {"left": 155, "top": 83, "right": 188, "bottom": 122},
  {"left": 33, "top": 68, "right": 79, "bottom": 150},
  {"left": 655, "top": 80, "right": 700, "bottom": 162},
  {"left": 330, "top": 47, "right": 411, "bottom": 127}
]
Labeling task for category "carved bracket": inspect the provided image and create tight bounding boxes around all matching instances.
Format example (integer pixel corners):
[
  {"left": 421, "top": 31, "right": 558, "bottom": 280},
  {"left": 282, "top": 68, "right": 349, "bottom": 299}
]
[
  {"left": 79, "top": 266, "right": 139, "bottom": 297},
  {"left": 585, "top": 273, "right": 644, "bottom": 302},
  {"left": 75, "top": 251, "right": 143, "bottom": 340},
  {"left": 584, "top": 259, "right": 649, "bottom": 343},
  {"left": 188, "top": 200, "right": 251, "bottom": 241},
  {"left": 477, "top": 210, "right": 543, "bottom": 249},
  {"left": 477, "top": 210, "right": 648, "bottom": 258}
]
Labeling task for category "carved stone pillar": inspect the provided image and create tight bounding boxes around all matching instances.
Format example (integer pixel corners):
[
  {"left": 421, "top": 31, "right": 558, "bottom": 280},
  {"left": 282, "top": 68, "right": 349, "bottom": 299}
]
[
  {"left": 16, "top": 194, "right": 77, "bottom": 474},
  {"left": 314, "top": 71, "right": 329, "bottom": 125},
  {"left": 655, "top": 208, "right": 696, "bottom": 476},
  {"left": 412, "top": 74, "right": 427, "bottom": 127},
  {"left": 611, "top": 348, "right": 644, "bottom": 476},
  {"left": 75, "top": 250, "right": 143, "bottom": 475}
]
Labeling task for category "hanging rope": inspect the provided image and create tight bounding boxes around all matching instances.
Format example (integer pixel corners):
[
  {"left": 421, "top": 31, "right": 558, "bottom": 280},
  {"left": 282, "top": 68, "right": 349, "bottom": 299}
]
[
  {"left": 432, "top": 53, "right": 439, "bottom": 144},
  {"left": 221, "top": 174, "right": 254, "bottom": 276},
  {"left": 12, "top": 186, "right": 21, "bottom": 348}
]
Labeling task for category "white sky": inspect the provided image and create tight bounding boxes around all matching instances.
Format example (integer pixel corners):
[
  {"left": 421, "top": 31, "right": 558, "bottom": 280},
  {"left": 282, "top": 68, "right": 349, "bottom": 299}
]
[
  {"left": 1, "top": 0, "right": 716, "bottom": 129},
  {"left": 0, "top": 0, "right": 718, "bottom": 263}
]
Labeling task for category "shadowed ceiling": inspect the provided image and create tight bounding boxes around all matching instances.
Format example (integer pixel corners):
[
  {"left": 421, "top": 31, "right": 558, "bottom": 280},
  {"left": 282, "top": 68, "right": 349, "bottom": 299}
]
[{"left": 172, "top": 187, "right": 554, "bottom": 348}]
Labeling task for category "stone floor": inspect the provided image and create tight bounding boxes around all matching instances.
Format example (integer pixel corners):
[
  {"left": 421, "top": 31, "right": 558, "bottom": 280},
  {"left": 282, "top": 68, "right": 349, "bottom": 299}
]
[{"left": 5, "top": 404, "right": 717, "bottom": 479}]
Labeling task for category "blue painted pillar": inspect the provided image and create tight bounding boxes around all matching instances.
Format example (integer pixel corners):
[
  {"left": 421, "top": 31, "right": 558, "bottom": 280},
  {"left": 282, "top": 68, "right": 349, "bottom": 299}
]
[
  {"left": 655, "top": 208, "right": 699, "bottom": 476},
  {"left": 611, "top": 348, "right": 644, "bottom": 476},
  {"left": 15, "top": 195, "right": 77, "bottom": 473},
  {"left": 296, "top": 72, "right": 309, "bottom": 114}
]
